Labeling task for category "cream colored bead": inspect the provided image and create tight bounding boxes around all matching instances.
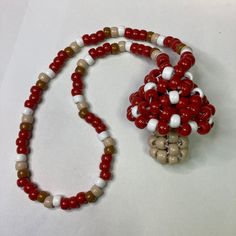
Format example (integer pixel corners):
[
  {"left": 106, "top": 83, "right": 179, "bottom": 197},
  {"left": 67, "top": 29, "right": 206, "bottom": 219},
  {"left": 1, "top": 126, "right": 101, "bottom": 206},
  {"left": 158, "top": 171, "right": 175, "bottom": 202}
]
[
  {"left": 44, "top": 196, "right": 53, "bottom": 208},
  {"left": 149, "top": 148, "right": 158, "bottom": 158},
  {"left": 168, "top": 144, "right": 180, "bottom": 156},
  {"left": 151, "top": 33, "right": 159, "bottom": 44},
  {"left": 15, "top": 161, "right": 28, "bottom": 171},
  {"left": 91, "top": 185, "right": 103, "bottom": 198},
  {"left": 38, "top": 72, "right": 50, "bottom": 83},
  {"left": 168, "top": 155, "right": 179, "bottom": 164},
  {"left": 148, "top": 136, "right": 157, "bottom": 148},
  {"left": 154, "top": 137, "right": 166, "bottom": 149},
  {"left": 156, "top": 150, "right": 167, "bottom": 164},
  {"left": 70, "top": 41, "right": 81, "bottom": 53},
  {"left": 76, "top": 101, "right": 89, "bottom": 110},
  {"left": 111, "top": 27, "right": 119, "bottom": 37},
  {"left": 21, "top": 114, "right": 33, "bottom": 124},
  {"left": 167, "top": 132, "right": 179, "bottom": 143},
  {"left": 118, "top": 41, "right": 126, "bottom": 52},
  {"left": 179, "top": 137, "right": 189, "bottom": 149},
  {"left": 103, "top": 137, "right": 115, "bottom": 147},
  {"left": 77, "top": 59, "right": 89, "bottom": 69},
  {"left": 179, "top": 149, "right": 189, "bottom": 161},
  {"left": 151, "top": 49, "right": 161, "bottom": 61}
]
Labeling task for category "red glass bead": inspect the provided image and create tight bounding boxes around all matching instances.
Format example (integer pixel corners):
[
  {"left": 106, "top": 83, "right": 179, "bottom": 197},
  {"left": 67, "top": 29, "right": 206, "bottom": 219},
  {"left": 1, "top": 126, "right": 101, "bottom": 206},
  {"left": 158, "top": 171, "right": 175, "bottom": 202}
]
[
  {"left": 180, "top": 81, "right": 192, "bottom": 96},
  {"left": 157, "top": 79, "right": 168, "bottom": 93},
  {"left": 60, "top": 198, "right": 70, "bottom": 210},
  {"left": 138, "top": 85, "right": 145, "bottom": 98},
  {"left": 127, "top": 108, "right": 135, "bottom": 121},
  {"left": 142, "top": 46, "right": 151, "bottom": 57},
  {"left": 156, "top": 53, "right": 169, "bottom": 66},
  {"left": 138, "top": 101, "right": 149, "bottom": 115},
  {"left": 145, "top": 89, "right": 158, "bottom": 102},
  {"left": 76, "top": 192, "right": 88, "bottom": 205},
  {"left": 131, "top": 96, "right": 143, "bottom": 106},
  {"left": 101, "top": 154, "right": 112, "bottom": 163},
  {"left": 17, "top": 177, "right": 29, "bottom": 187},
  {"left": 30, "top": 85, "right": 42, "bottom": 95},
  {"left": 178, "top": 123, "right": 192, "bottom": 136},
  {"left": 71, "top": 72, "right": 82, "bottom": 82},
  {"left": 90, "top": 33, "right": 98, "bottom": 44},
  {"left": 134, "top": 115, "right": 148, "bottom": 129},
  {"left": 124, "top": 28, "right": 133, "bottom": 39},
  {"left": 16, "top": 137, "right": 28, "bottom": 146},
  {"left": 150, "top": 101, "right": 160, "bottom": 115},
  {"left": 103, "top": 43, "right": 112, "bottom": 54},
  {"left": 18, "top": 130, "right": 31, "bottom": 140},
  {"left": 144, "top": 74, "right": 157, "bottom": 84},
  {"left": 159, "top": 95, "right": 170, "bottom": 107},
  {"left": 176, "top": 97, "right": 189, "bottom": 109},
  {"left": 71, "top": 88, "right": 82, "bottom": 96},
  {"left": 95, "top": 123, "right": 107, "bottom": 133},
  {"left": 82, "top": 34, "right": 91, "bottom": 45},
  {"left": 53, "top": 56, "right": 64, "bottom": 67},
  {"left": 96, "top": 46, "right": 105, "bottom": 57},
  {"left": 179, "top": 108, "right": 192, "bottom": 123},
  {"left": 28, "top": 189, "right": 39, "bottom": 201},
  {"left": 188, "top": 103, "right": 200, "bottom": 116},
  {"left": 190, "top": 95, "right": 202, "bottom": 106},
  {"left": 205, "top": 104, "right": 216, "bottom": 115},
  {"left": 198, "top": 107, "right": 212, "bottom": 121},
  {"left": 29, "top": 93, "right": 41, "bottom": 104},
  {"left": 163, "top": 36, "right": 173, "bottom": 47},
  {"left": 24, "top": 182, "right": 37, "bottom": 194},
  {"left": 69, "top": 196, "right": 78, "bottom": 209},
  {"left": 96, "top": 30, "right": 105, "bottom": 41},
  {"left": 57, "top": 50, "right": 68, "bottom": 60},
  {"left": 88, "top": 48, "right": 98, "bottom": 59},
  {"left": 197, "top": 121, "right": 211, "bottom": 135},
  {"left": 99, "top": 160, "right": 111, "bottom": 171},
  {"left": 159, "top": 107, "right": 174, "bottom": 121},
  {"left": 149, "top": 69, "right": 160, "bottom": 78},
  {"left": 132, "top": 29, "right": 140, "bottom": 40},
  {"left": 168, "top": 76, "right": 181, "bottom": 90},
  {"left": 170, "top": 38, "right": 181, "bottom": 51},
  {"left": 92, "top": 117, "right": 102, "bottom": 128},
  {"left": 24, "top": 99, "right": 36, "bottom": 109},
  {"left": 85, "top": 112, "right": 95, "bottom": 124},
  {"left": 100, "top": 171, "right": 111, "bottom": 180},
  {"left": 17, "top": 145, "right": 29, "bottom": 154},
  {"left": 130, "top": 43, "right": 139, "bottom": 54},
  {"left": 139, "top": 30, "right": 147, "bottom": 40},
  {"left": 157, "top": 121, "right": 169, "bottom": 135},
  {"left": 72, "top": 80, "right": 83, "bottom": 89},
  {"left": 179, "top": 58, "right": 192, "bottom": 71},
  {"left": 49, "top": 62, "right": 60, "bottom": 73},
  {"left": 174, "top": 65, "right": 185, "bottom": 77}
]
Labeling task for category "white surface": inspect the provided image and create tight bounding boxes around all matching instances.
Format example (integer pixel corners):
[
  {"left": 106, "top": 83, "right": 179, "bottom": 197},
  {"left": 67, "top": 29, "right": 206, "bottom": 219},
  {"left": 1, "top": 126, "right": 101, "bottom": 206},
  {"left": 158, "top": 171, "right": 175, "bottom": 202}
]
[{"left": 0, "top": 0, "right": 236, "bottom": 236}]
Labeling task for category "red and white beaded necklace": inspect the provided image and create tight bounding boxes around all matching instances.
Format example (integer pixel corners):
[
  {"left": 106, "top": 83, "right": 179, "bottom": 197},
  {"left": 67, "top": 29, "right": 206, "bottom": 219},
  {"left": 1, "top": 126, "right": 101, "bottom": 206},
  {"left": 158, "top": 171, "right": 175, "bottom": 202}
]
[{"left": 15, "top": 26, "right": 215, "bottom": 210}]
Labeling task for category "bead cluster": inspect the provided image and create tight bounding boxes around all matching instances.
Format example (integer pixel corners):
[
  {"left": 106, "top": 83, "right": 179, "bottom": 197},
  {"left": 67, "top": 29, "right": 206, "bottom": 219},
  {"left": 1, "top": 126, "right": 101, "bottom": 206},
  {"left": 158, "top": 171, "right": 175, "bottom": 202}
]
[{"left": 15, "top": 26, "right": 215, "bottom": 210}]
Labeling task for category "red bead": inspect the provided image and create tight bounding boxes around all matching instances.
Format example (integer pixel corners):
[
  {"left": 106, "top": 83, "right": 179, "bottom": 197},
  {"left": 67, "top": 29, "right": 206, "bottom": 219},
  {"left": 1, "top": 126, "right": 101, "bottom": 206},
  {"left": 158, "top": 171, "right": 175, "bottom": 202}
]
[
  {"left": 190, "top": 95, "right": 202, "bottom": 106},
  {"left": 24, "top": 99, "right": 36, "bottom": 109},
  {"left": 28, "top": 189, "right": 39, "bottom": 201},
  {"left": 71, "top": 72, "right": 82, "bottom": 82},
  {"left": 150, "top": 101, "right": 160, "bottom": 115},
  {"left": 159, "top": 62, "right": 171, "bottom": 72},
  {"left": 142, "top": 46, "right": 151, "bottom": 57},
  {"left": 103, "top": 43, "right": 112, "bottom": 54},
  {"left": 163, "top": 36, "right": 173, "bottom": 47},
  {"left": 100, "top": 171, "right": 111, "bottom": 180},
  {"left": 96, "top": 46, "right": 105, "bottom": 57},
  {"left": 149, "top": 69, "right": 160, "bottom": 78},
  {"left": 168, "top": 76, "right": 181, "bottom": 90},
  {"left": 131, "top": 96, "right": 143, "bottom": 106},
  {"left": 205, "top": 104, "right": 216, "bottom": 115},
  {"left": 174, "top": 65, "right": 185, "bottom": 77},
  {"left": 138, "top": 85, "right": 145, "bottom": 98},
  {"left": 85, "top": 113, "right": 95, "bottom": 123},
  {"left": 170, "top": 38, "right": 181, "bottom": 51},
  {"left": 179, "top": 108, "right": 192, "bottom": 123},
  {"left": 89, "top": 48, "right": 98, "bottom": 59},
  {"left": 61, "top": 198, "right": 70, "bottom": 210},
  {"left": 157, "top": 121, "right": 169, "bottom": 135},
  {"left": 95, "top": 123, "right": 107, "bottom": 133},
  {"left": 124, "top": 28, "right": 133, "bottom": 39},
  {"left": 72, "top": 79, "right": 83, "bottom": 89},
  {"left": 16, "top": 137, "right": 28, "bottom": 146},
  {"left": 18, "top": 130, "right": 31, "bottom": 140},
  {"left": 197, "top": 122, "right": 211, "bottom": 135},
  {"left": 71, "top": 88, "right": 82, "bottom": 96},
  {"left": 69, "top": 196, "right": 79, "bottom": 209},
  {"left": 139, "top": 30, "right": 147, "bottom": 40},
  {"left": 188, "top": 103, "right": 200, "bottom": 116},
  {"left": 49, "top": 62, "right": 60, "bottom": 73},
  {"left": 82, "top": 34, "right": 91, "bottom": 45},
  {"left": 132, "top": 29, "right": 140, "bottom": 40},
  {"left": 179, "top": 58, "right": 192, "bottom": 71},
  {"left": 138, "top": 101, "right": 149, "bottom": 115},
  {"left": 145, "top": 89, "right": 158, "bottom": 102},
  {"left": 30, "top": 85, "right": 42, "bottom": 95},
  {"left": 53, "top": 56, "right": 64, "bottom": 67},
  {"left": 17, "top": 178, "right": 29, "bottom": 187},
  {"left": 198, "top": 106, "right": 212, "bottom": 122},
  {"left": 156, "top": 53, "right": 169, "bottom": 66},
  {"left": 144, "top": 74, "right": 157, "bottom": 84},
  {"left": 127, "top": 108, "right": 135, "bottom": 121},
  {"left": 159, "top": 107, "right": 174, "bottom": 121},
  {"left": 176, "top": 97, "right": 189, "bottom": 109},
  {"left": 57, "top": 50, "right": 69, "bottom": 60},
  {"left": 101, "top": 154, "right": 112, "bottom": 162},
  {"left": 17, "top": 145, "right": 29, "bottom": 154},
  {"left": 180, "top": 81, "right": 192, "bottom": 96},
  {"left": 90, "top": 33, "right": 98, "bottom": 44},
  {"left": 24, "top": 182, "right": 37, "bottom": 194},
  {"left": 96, "top": 30, "right": 105, "bottom": 41},
  {"left": 178, "top": 123, "right": 192, "bottom": 136},
  {"left": 157, "top": 79, "right": 168, "bottom": 93},
  {"left": 92, "top": 117, "right": 102, "bottom": 128},
  {"left": 76, "top": 192, "right": 88, "bottom": 205},
  {"left": 29, "top": 93, "right": 41, "bottom": 104},
  {"left": 134, "top": 115, "right": 148, "bottom": 129},
  {"left": 99, "top": 160, "right": 111, "bottom": 171},
  {"left": 159, "top": 95, "right": 170, "bottom": 107},
  {"left": 130, "top": 43, "right": 139, "bottom": 54}
]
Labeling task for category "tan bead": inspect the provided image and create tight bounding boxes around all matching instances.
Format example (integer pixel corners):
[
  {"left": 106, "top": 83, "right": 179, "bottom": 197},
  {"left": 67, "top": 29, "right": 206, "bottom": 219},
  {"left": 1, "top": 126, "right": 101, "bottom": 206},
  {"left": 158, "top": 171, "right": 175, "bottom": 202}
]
[
  {"left": 76, "top": 101, "right": 89, "bottom": 111},
  {"left": 149, "top": 148, "right": 158, "bottom": 158},
  {"left": 168, "top": 132, "right": 179, "bottom": 143},
  {"left": 91, "top": 185, "right": 103, "bottom": 198},
  {"left": 156, "top": 150, "right": 167, "bottom": 164},
  {"left": 44, "top": 195, "right": 53, "bottom": 208},
  {"left": 20, "top": 122, "right": 32, "bottom": 131},
  {"left": 111, "top": 43, "right": 120, "bottom": 54},
  {"left": 179, "top": 149, "right": 189, "bottom": 161},
  {"left": 17, "top": 169, "right": 30, "bottom": 178},
  {"left": 168, "top": 144, "right": 180, "bottom": 156},
  {"left": 176, "top": 43, "right": 186, "bottom": 54},
  {"left": 79, "top": 108, "right": 88, "bottom": 119},
  {"left": 168, "top": 155, "right": 179, "bottom": 164},
  {"left": 151, "top": 33, "right": 160, "bottom": 44},
  {"left": 36, "top": 80, "right": 47, "bottom": 90},
  {"left": 64, "top": 46, "right": 74, "bottom": 57},
  {"left": 38, "top": 73, "right": 50, "bottom": 83},
  {"left": 151, "top": 49, "right": 161, "bottom": 61},
  {"left": 147, "top": 31, "right": 154, "bottom": 42},
  {"left": 180, "top": 46, "right": 192, "bottom": 54},
  {"left": 37, "top": 191, "right": 50, "bottom": 203},
  {"left": 111, "top": 27, "right": 119, "bottom": 37},
  {"left": 70, "top": 41, "right": 81, "bottom": 53},
  {"left": 75, "top": 65, "right": 86, "bottom": 75},
  {"left": 148, "top": 135, "right": 157, "bottom": 148},
  {"left": 179, "top": 137, "right": 189, "bottom": 149},
  {"left": 77, "top": 59, "right": 88, "bottom": 69},
  {"left": 104, "top": 145, "right": 115, "bottom": 155},
  {"left": 21, "top": 114, "right": 33, "bottom": 124},
  {"left": 154, "top": 137, "right": 166, "bottom": 149},
  {"left": 103, "top": 137, "right": 115, "bottom": 147},
  {"left": 15, "top": 161, "right": 28, "bottom": 171},
  {"left": 118, "top": 41, "right": 126, "bottom": 52},
  {"left": 85, "top": 191, "right": 97, "bottom": 203},
  {"left": 103, "top": 27, "right": 111, "bottom": 38}
]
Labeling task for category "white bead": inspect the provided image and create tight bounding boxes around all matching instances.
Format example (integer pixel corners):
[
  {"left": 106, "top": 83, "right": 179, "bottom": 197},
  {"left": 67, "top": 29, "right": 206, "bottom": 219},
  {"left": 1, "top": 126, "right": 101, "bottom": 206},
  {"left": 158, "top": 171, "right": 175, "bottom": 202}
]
[
  {"left": 45, "top": 69, "right": 56, "bottom": 79},
  {"left": 147, "top": 119, "right": 158, "bottom": 132},
  {"left": 22, "top": 107, "right": 33, "bottom": 115},
  {"left": 75, "top": 37, "right": 84, "bottom": 47},
  {"left": 131, "top": 106, "right": 139, "bottom": 118},
  {"left": 73, "top": 95, "right": 84, "bottom": 104},
  {"left": 169, "top": 114, "right": 181, "bottom": 128},
  {"left": 144, "top": 82, "right": 157, "bottom": 92},
  {"left": 118, "top": 26, "right": 125, "bottom": 36},
  {"left": 169, "top": 91, "right": 179, "bottom": 104},
  {"left": 189, "top": 121, "right": 198, "bottom": 132},
  {"left": 16, "top": 154, "right": 27, "bottom": 162},
  {"left": 95, "top": 177, "right": 106, "bottom": 188},
  {"left": 84, "top": 55, "right": 95, "bottom": 66},
  {"left": 191, "top": 87, "right": 204, "bottom": 98},
  {"left": 208, "top": 116, "right": 214, "bottom": 125},
  {"left": 52, "top": 195, "right": 62, "bottom": 207},
  {"left": 156, "top": 35, "right": 165, "bottom": 46},
  {"left": 180, "top": 46, "right": 192, "bottom": 55},
  {"left": 162, "top": 66, "right": 174, "bottom": 80},
  {"left": 97, "top": 131, "right": 109, "bottom": 141},
  {"left": 184, "top": 71, "right": 193, "bottom": 81},
  {"left": 125, "top": 41, "right": 132, "bottom": 52}
]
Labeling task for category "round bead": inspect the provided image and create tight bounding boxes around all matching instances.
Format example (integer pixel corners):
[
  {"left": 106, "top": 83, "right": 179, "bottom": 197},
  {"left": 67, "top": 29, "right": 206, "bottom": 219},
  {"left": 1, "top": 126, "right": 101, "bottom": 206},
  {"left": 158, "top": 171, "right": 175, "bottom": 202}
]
[
  {"left": 103, "top": 137, "right": 115, "bottom": 147},
  {"left": 76, "top": 101, "right": 89, "bottom": 111},
  {"left": 179, "top": 137, "right": 189, "bottom": 149},
  {"left": 179, "top": 149, "right": 189, "bottom": 161},
  {"left": 151, "top": 49, "right": 161, "bottom": 61},
  {"left": 168, "top": 144, "right": 180, "bottom": 156},
  {"left": 111, "top": 27, "right": 119, "bottom": 37},
  {"left": 154, "top": 137, "right": 166, "bottom": 149},
  {"left": 104, "top": 145, "right": 115, "bottom": 155},
  {"left": 17, "top": 169, "right": 30, "bottom": 178},
  {"left": 156, "top": 150, "right": 167, "bottom": 164},
  {"left": 91, "top": 185, "right": 103, "bottom": 198},
  {"left": 85, "top": 191, "right": 97, "bottom": 203},
  {"left": 131, "top": 106, "right": 139, "bottom": 118},
  {"left": 149, "top": 148, "right": 158, "bottom": 158},
  {"left": 45, "top": 69, "right": 56, "bottom": 79},
  {"left": 188, "top": 121, "right": 198, "bottom": 132},
  {"left": 37, "top": 191, "right": 49, "bottom": 203},
  {"left": 151, "top": 33, "right": 159, "bottom": 44},
  {"left": 70, "top": 41, "right": 80, "bottom": 53},
  {"left": 169, "top": 114, "right": 181, "bottom": 128},
  {"left": 44, "top": 196, "right": 53, "bottom": 208},
  {"left": 125, "top": 41, "right": 132, "bottom": 52},
  {"left": 168, "top": 91, "right": 179, "bottom": 104},
  {"left": 52, "top": 195, "right": 62, "bottom": 207},
  {"left": 73, "top": 95, "right": 84, "bottom": 104},
  {"left": 162, "top": 66, "right": 174, "bottom": 80},
  {"left": 84, "top": 55, "right": 95, "bottom": 66},
  {"left": 168, "top": 156, "right": 179, "bottom": 164},
  {"left": 16, "top": 154, "right": 27, "bottom": 162},
  {"left": 38, "top": 73, "right": 50, "bottom": 83},
  {"left": 95, "top": 177, "right": 107, "bottom": 188},
  {"left": 118, "top": 41, "right": 126, "bottom": 52},
  {"left": 23, "top": 107, "right": 33, "bottom": 116},
  {"left": 147, "top": 119, "right": 158, "bottom": 132},
  {"left": 156, "top": 35, "right": 166, "bottom": 46},
  {"left": 191, "top": 87, "right": 204, "bottom": 98},
  {"left": 180, "top": 46, "right": 192, "bottom": 54},
  {"left": 118, "top": 26, "right": 125, "bottom": 36},
  {"left": 77, "top": 59, "right": 88, "bottom": 69},
  {"left": 15, "top": 161, "right": 28, "bottom": 171},
  {"left": 144, "top": 82, "right": 157, "bottom": 92},
  {"left": 21, "top": 115, "right": 33, "bottom": 123},
  {"left": 167, "top": 132, "right": 179, "bottom": 143},
  {"left": 97, "top": 131, "right": 109, "bottom": 141}
]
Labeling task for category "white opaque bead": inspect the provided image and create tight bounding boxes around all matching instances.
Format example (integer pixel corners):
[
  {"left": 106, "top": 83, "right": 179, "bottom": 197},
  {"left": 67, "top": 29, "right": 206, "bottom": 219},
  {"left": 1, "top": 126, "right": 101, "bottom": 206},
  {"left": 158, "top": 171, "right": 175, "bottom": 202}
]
[
  {"left": 16, "top": 154, "right": 27, "bottom": 162},
  {"left": 144, "top": 82, "right": 157, "bottom": 92},
  {"left": 169, "top": 114, "right": 181, "bottom": 128},
  {"left": 84, "top": 55, "right": 95, "bottom": 66},
  {"left": 162, "top": 66, "right": 174, "bottom": 80},
  {"left": 125, "top": 41, "right": 132, "bottom": 52},
  {"left": 95, "top": 177, "right": 106, "bottom": 188},
  {"left": 73, "top": 95, "right": 84, "bottom": 104},
  {"left": 52, "top": 195, "right": 62, "bottom": 207},
  {"left": 147, "top": 119, "right": 158, "bottom": 132},
  {"left": 75, "top": 37, "right": 84, "bottom": 47},
  {"left": 118, "top": 26, "right": 125, "bottom": 36},
  {"left": 184, "top": 71, "right": 193, "bottom": 81},
  {"left": 45, "top": 69, "right": 56, "bottom": 79},
  {"left": 97, "top": 131, "right": 109, "bottom": 141},
  {"left": 189, "top": 121, "right": 198, "bottom": 132},
  {"left": 208, "top": 116, "right": 214, "bottom": 125},
  {"left": 169, "top": 91, "right": 179, "bottom": 104},
  {"left": 191, "top": 87, "right": 204, "bottom": 98},
  {"left": 156, "top": 35, "right": 165, "bottom": 46},
  {"left": 131, "top": 106, "right": 139, "bottom": 118},
  {"left": 22, "top": 107, "right": 33, "bottom": 116},
  {"left": 180, "top": 46, "right": 192, "bottom": 54}
]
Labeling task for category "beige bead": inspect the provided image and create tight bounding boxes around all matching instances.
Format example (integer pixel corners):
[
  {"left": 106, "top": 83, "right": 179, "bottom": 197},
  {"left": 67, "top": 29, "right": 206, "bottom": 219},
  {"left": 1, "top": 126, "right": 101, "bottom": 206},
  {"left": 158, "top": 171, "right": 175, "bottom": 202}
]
[
  {"left": 149, "top": 148, "right": 158, "bottom": 158},
  {"left": 151, "top": 33, "right": 160, "bottom": 44},
  {"left": 15, "top": 161, "right": 28, "bottom": 171},
  {"left": 91, "top": 185, "right": 103, "bottom": 198},
  {"left": 168, "top": 132, "right": 179, "bottom": 143},
  {"left": 148, "top": 135, "right": 157, "bottom": 148},
  {"left": 76, "top": 101, "right": 89, "bottom": 111},
  {"left": 44, "top": 195, "right": 53, "bottom": 208},
  {"left": 103, "top": 137, "right": 115, "bottom": 147},
  {"left": 156, "top": 150, "right": 167, "bottom": 164},
  {"left": 154, "top": 137, "right": 166, "bottom": 149},
  {"left": 179, "top": 149, "right": 189, "bottom": 161},
  {"left": 118, "top": 41, "right": 126, "bottom": 52},
  {"left": 179, "top": 137, "right": 189, "bottom": 149},
  {"left": 70, "top": 41, "right": 81, "bottom": 53},
  {"left": 168, "top": 155, "right": 179, "bottom": 164},
  {"left": 21, "top": 114, "right": 33, "bottom": 124},
  {"left": 77, "top": 59, "right": 89, "bottom": 69},
  {"left": 111, "top": 27, "right": 119, "bottom": 37},
  {"left": 150, "top": 49, "right": 161, "bottom": 61},
  {"left": 38, "top": 72, "right": 50, "bottom": 83},
  {"left": 168, "top": 144, "right": 180, "bottom": 156}
]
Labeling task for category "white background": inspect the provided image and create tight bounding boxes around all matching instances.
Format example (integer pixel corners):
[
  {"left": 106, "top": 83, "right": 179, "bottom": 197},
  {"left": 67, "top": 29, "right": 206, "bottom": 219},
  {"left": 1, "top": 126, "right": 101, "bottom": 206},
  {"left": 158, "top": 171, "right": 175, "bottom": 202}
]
[{"left": 0, "top": 0, "right": 236, "bottom": 236}]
